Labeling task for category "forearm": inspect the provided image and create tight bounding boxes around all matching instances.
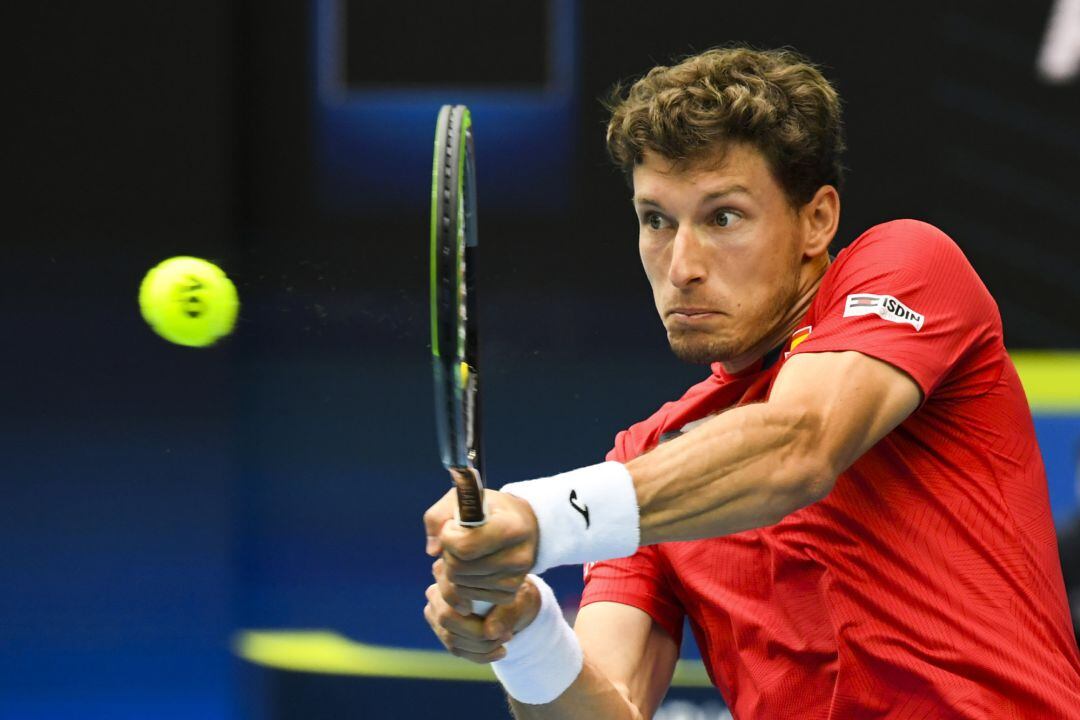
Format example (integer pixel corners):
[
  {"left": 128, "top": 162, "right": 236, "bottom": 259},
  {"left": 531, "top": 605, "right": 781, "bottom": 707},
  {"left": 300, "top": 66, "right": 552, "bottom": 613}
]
[
  {"left": 628, "top": 401, "right": 828, "bottom": 545},
  {"left": 499, "top": 402, "right": 829, "bottom": 575},
  {"left": 508, "top": 659, "right": 643, "bottom": 720}
]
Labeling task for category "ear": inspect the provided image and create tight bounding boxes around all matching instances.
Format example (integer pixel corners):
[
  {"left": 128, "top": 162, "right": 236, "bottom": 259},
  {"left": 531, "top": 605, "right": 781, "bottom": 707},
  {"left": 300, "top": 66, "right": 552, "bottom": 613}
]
[{"left": 800, "top": 185, "right": 840, "bottom": 260}]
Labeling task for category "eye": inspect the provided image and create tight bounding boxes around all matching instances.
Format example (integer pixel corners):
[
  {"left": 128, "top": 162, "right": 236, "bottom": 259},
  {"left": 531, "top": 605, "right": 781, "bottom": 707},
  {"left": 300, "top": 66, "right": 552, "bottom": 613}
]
[
  {"left": 642, "top": 211, "right": 670, "bottom": 230},
  {"left": 713, "top": 209, "right": 740, "bottom": 228}
]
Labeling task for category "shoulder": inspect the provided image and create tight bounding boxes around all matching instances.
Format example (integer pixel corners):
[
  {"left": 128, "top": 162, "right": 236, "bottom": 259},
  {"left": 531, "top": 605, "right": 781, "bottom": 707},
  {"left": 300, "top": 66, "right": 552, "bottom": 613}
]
[
  {"left": 835, "top": 219, "right": 965, "bottom": 271},
  {"left": 821, "top": 219, "right": 984, "bottom": 298},
  {"left": 856, "top": 218, "right": 953, "bottom": 245}
]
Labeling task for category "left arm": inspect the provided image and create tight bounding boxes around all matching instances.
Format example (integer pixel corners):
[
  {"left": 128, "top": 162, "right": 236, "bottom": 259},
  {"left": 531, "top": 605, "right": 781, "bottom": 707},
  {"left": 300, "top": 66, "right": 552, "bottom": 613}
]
[{"left": 425, "top": 350, "right": 921, "bottom": 608}]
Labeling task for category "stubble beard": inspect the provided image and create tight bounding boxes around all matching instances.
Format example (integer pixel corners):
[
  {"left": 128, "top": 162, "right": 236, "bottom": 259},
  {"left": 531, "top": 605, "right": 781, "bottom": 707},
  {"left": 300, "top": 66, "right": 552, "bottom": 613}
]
[
  {"left": 667, "top": 327, "right": 743, "bottom": 364},
  {"left": 665, "top": 276, "right": 802, "bottom": 366}
]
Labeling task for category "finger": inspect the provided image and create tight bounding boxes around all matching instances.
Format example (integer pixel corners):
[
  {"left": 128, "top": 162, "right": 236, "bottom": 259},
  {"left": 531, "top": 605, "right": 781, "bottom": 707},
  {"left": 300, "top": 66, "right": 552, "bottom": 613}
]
[
  {"left": 483, "top": 601, "right": 524, "bottom": 641},
  {"left": 424, "top": 600, "right": 455, "bottom": 652},
  {"left": 437, "top": 566, "right": 518, "bottom": 608},
  {"left": 436, "top": 561, "right": 518, "bottom": 609},
  {"left": 426, "top": 581, "right": 491, "bottom": 635},
  {"left": 439, "top": 510, "right": 527, "bottom": 563},
  {"left": 447, "top": 645, "right": 508, "bottom": 664},
  {"left": 443, "top": 542, "right": 534, "bottom": 585},
  {"left": 432, "top": 560, "right": 472, "bottom": 616},
  {"left": 482, "top": 579, "right": 543, "bottom": 639},
  {"left": 424, "top": 489, "right": 457, "bottom": 556},
  {"left": 425, "top": 601, "right": 489, "bottom": 657},
  {"left": 454, "top": 585, "right": 519, "bottom": 606},
  {"left": 448, "top": 568, "right": 529, "bottom": 595},
  {"left": 440, "top": 630, "right": 507, "bottom": 655},
  {"left": 440, "top": 508, "right": 536, "bottom": 566}
]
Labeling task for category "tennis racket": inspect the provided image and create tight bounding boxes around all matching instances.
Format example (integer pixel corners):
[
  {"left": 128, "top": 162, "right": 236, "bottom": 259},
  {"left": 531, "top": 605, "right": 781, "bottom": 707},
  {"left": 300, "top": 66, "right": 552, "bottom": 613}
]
[{"left": 429, "top": 105, "right": 491, "bottom": 615}]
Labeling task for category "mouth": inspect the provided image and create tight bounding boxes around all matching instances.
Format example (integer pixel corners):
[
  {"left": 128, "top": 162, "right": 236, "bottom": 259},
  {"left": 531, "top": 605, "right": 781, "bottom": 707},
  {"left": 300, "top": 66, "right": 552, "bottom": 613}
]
[
  {"left": 666, "top": 307, "right": 722, "bottom": 319},
  {"left": 665, "top": 307, "right": 723, "bottom": 327}
]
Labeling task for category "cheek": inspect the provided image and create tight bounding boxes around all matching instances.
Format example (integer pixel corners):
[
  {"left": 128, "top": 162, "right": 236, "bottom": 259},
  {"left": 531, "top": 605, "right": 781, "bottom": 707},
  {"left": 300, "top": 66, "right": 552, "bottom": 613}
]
[
  {"left": 639, "top": 237, "right": 666, "bottom": 285},
  {"left": 720, "top": 235, "right": 790, "bottom": 311},
  {"left": 737, "top": 227, "right": 793, "bottom": 280}
]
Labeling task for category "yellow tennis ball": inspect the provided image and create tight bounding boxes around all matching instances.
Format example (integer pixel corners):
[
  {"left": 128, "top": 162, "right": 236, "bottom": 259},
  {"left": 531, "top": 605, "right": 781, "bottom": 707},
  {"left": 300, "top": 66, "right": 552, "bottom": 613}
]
[{"left": 138, "top": 256, "right": 239, "bottom": 347}]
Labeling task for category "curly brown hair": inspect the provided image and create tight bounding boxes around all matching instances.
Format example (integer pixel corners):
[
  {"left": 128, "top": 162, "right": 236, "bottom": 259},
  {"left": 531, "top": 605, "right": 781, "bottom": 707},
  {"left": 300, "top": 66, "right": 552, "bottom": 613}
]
[{"left": 605, "top": 46, "right": 845, "bottom": 206}]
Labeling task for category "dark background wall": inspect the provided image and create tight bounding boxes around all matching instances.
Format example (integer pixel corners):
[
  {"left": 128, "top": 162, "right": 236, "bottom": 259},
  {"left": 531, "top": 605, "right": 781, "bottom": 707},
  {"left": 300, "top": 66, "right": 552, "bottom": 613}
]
[{"left": 4, "top": 2, "right": 1079, "bottom": 718}]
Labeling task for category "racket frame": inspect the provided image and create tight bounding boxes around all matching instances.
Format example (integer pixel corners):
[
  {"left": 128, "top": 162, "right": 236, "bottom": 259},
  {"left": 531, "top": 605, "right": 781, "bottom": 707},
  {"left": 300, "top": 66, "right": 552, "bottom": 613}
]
[{"left": 430, "top": 105, "right": 486, "bottom": 527}]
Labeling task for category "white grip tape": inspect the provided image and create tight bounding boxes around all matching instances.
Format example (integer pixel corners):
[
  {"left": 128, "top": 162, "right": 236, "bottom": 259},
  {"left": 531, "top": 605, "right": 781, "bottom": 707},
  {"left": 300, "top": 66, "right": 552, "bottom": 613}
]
[
  {"left": 492, "top": 575, "right": 583, "bottom": 705},
  {"left": 501, "top": 461, "right": 640, "bottom": 575}
]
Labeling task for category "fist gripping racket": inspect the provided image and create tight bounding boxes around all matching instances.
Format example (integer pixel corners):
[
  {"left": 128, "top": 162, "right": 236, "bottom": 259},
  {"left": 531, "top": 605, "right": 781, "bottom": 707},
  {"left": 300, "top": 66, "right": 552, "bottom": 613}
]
[{"left": 430, "top": 105, "right": 491, "bottom": 615}]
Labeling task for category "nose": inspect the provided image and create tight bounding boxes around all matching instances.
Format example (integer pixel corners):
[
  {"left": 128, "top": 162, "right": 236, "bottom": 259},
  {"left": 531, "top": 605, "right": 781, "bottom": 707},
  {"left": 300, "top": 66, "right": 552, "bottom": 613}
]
[{"left": 668, "top": 225, "right": 708, "bottom": 289}]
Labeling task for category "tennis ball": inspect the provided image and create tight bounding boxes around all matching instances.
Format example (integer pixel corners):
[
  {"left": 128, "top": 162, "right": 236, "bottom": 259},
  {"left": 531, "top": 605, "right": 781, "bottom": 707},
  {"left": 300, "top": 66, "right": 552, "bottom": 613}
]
[{"left": 138, "top": 256, "right": 239, "bottom": 348}]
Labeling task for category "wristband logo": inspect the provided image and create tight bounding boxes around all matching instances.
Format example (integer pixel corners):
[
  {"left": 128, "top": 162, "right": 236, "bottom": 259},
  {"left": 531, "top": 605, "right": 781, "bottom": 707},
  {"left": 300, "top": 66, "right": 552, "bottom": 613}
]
[{"left": 569, "top": 490, "right": 591, "bottom": 529}]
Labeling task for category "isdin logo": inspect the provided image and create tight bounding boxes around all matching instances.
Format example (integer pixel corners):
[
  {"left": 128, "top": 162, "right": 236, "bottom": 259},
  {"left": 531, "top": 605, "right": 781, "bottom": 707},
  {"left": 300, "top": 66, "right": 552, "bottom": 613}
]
[{"left": 843, "top": 294, "right": 925, "bottom": 331}]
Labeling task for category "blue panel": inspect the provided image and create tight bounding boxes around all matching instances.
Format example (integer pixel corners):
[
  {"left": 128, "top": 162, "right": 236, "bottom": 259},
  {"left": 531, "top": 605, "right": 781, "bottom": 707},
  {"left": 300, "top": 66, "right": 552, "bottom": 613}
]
[
  {"left": 312, "top": 0, "right": 579, "bottom": 215},
  {"left": 1033, "top": 414, "right": 1080, "bottom": 523}
]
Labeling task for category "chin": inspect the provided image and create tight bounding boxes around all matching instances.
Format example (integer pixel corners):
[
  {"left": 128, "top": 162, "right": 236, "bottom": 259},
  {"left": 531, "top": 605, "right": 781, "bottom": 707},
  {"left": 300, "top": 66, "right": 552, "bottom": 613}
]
[{"left": 667, "top": 332, "right": 741, "bottom": 365}]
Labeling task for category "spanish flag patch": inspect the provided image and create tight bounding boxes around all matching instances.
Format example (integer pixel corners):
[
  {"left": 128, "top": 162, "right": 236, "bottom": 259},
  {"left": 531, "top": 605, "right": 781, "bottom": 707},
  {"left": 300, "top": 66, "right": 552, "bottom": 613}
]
[{"left": 790, "top": 325, "right": 812, "bottom": 351}]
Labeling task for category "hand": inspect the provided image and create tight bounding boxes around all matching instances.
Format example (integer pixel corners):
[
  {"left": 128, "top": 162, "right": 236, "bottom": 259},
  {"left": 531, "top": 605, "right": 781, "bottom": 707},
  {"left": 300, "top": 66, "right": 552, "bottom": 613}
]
[
  {"left": 423, "top": 481, "right": 539, "bottom": 611},
  {"left": 423, "top": 568, "right": 543, "bottom": 663}
]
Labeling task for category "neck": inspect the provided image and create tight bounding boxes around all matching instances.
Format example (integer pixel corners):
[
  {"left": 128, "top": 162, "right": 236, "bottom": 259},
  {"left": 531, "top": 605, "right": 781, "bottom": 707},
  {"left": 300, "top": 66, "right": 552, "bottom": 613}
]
[{"left": 720, "top": 258, "right": 829, "bottom": 374}]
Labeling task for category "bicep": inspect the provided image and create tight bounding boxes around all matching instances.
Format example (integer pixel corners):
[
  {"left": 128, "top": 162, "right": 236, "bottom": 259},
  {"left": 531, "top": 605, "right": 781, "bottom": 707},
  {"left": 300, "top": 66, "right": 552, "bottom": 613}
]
[
  {"left": 574, "top": 601, "right": 679, "bottom": 719},
  {"left": 770, "top": 350, "right": 921, "bottom": 480}
]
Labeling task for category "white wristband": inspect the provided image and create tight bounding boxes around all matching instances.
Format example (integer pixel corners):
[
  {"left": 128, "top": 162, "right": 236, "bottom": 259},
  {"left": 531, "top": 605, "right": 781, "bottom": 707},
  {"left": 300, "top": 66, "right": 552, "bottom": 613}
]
[
  {"left": 492, "top": 575, "right": 583, "bottom": 705},
  {"left": 501, "top": 461, "right": 640, "bottom": 575}
]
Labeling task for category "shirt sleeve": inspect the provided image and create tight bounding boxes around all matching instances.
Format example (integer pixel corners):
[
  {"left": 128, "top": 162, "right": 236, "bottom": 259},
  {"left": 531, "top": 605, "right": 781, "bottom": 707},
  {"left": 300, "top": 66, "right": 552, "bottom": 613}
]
[
  {"left": 578, "top": 445, "right": 685, "bottom": 643},
  {"left": 580, "top": 545, "right": 685, "bottom": 645},
  {"left": 789, "top": 219, "right": 1002, "bottom": 400}
]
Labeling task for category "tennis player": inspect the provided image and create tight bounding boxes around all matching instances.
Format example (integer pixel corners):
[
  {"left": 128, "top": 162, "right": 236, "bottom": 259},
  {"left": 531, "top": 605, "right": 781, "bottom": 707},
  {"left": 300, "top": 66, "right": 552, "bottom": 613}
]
[{"left": 423, "top": 47, "right": 1080, "bottom": 717}]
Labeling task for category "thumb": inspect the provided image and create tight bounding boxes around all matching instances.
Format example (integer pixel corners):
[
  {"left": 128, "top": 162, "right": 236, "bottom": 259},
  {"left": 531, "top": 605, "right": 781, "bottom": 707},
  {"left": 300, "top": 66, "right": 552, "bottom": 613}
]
[
  {"left": 423, "top": 489, "right": 456, "bottom": 556},
  {"left": 483, "top": 602, "right": 521, "bottom": 642}
]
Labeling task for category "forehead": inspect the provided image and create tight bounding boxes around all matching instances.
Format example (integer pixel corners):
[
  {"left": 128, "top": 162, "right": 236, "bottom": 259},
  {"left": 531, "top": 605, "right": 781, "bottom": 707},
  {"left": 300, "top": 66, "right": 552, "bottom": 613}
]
[{"left": 632, "top": 143, "right": 778, "bottom": 200}]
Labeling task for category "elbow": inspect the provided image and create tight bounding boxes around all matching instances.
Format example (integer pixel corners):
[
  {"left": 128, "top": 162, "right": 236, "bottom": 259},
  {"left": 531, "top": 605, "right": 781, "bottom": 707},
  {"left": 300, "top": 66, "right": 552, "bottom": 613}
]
[
  {"left": 798, "top": 459, "right": 836, "bottom": 506},
  {"left": 770, "top": 409, "right": 837, "bottom": 513},
  {"left": 770, "top": 457, "right": 834, "bottom": 519}
]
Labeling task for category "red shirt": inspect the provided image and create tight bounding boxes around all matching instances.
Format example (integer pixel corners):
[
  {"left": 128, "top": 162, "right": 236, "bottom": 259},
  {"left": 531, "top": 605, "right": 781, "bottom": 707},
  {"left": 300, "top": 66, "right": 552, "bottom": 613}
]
[{"left": 581, "top": 220, "right": 1080, "bottom": 718}]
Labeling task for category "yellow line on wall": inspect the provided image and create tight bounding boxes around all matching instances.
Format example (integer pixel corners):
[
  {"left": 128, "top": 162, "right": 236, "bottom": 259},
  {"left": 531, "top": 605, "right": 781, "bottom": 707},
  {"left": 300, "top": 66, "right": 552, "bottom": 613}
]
[
  {"left": 1011, "top": 351, "right": 1080, "bottom": 413},
  {"left": 233, "top": 630, "right": 712, "bottom": 688}
]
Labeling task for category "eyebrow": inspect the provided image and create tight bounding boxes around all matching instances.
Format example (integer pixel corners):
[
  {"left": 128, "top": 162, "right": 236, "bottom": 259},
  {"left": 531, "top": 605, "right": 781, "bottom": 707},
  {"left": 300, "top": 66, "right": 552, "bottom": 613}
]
[{"left": 633, "top": 184, "right": 752, "bottom": 207}]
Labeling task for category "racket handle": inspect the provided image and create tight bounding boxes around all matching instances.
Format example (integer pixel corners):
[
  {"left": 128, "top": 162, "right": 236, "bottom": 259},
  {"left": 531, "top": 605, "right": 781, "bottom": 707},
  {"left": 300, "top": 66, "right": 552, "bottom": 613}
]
[
  {"left": 451, "top": 468, "right": 487, "bottom": 526},
  {"left": 448, "top": 468, "right": 493, "bottom": 617}
]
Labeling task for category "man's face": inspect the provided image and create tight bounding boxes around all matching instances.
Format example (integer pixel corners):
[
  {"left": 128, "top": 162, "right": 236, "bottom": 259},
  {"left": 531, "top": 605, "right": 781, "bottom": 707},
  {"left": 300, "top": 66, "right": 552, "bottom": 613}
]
[{"left": 633, "top": 143, "right": 809, "bottom": 365}]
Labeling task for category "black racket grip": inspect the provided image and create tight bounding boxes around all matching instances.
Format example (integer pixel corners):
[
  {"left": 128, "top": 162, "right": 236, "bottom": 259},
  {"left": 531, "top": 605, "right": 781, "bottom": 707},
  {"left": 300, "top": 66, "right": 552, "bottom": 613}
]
[{"left": 450, "top": 467, "right": 486, "bottom": 526}]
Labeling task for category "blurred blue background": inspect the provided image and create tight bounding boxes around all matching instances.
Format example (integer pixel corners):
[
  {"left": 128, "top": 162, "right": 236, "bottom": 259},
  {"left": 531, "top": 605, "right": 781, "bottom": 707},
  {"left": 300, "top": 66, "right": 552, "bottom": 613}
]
[{"left": 5, "top": 1, "right": 1080, "bottom": 718}]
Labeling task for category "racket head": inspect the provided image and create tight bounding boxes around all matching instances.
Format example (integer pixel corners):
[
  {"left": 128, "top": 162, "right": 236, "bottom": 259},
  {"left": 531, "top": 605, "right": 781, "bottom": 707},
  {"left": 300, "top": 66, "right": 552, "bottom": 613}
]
[{"left": 430, "top": 104, "right": 485, "bottom": 525}]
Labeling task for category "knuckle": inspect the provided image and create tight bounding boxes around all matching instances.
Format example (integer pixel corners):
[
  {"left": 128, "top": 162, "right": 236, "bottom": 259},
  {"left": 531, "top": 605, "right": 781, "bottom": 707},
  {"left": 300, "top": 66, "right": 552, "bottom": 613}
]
[
  {"left": 438, "top": 581, "right": 459, "bottom": 603},
  {"left": 441, "top": 553, "right": 460, "bottom": 574},
  {"left": 491, "top": 591, "right": 516, "bottom": 606},
  {"left": 512, "top": 548, "right": 534, "bottom": 573},
  {"left": 500, "top": 574, "right": 526, "bottom": 592},
  {"left": 453, "top": 539, "right": 479, "bottom": 562}
]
